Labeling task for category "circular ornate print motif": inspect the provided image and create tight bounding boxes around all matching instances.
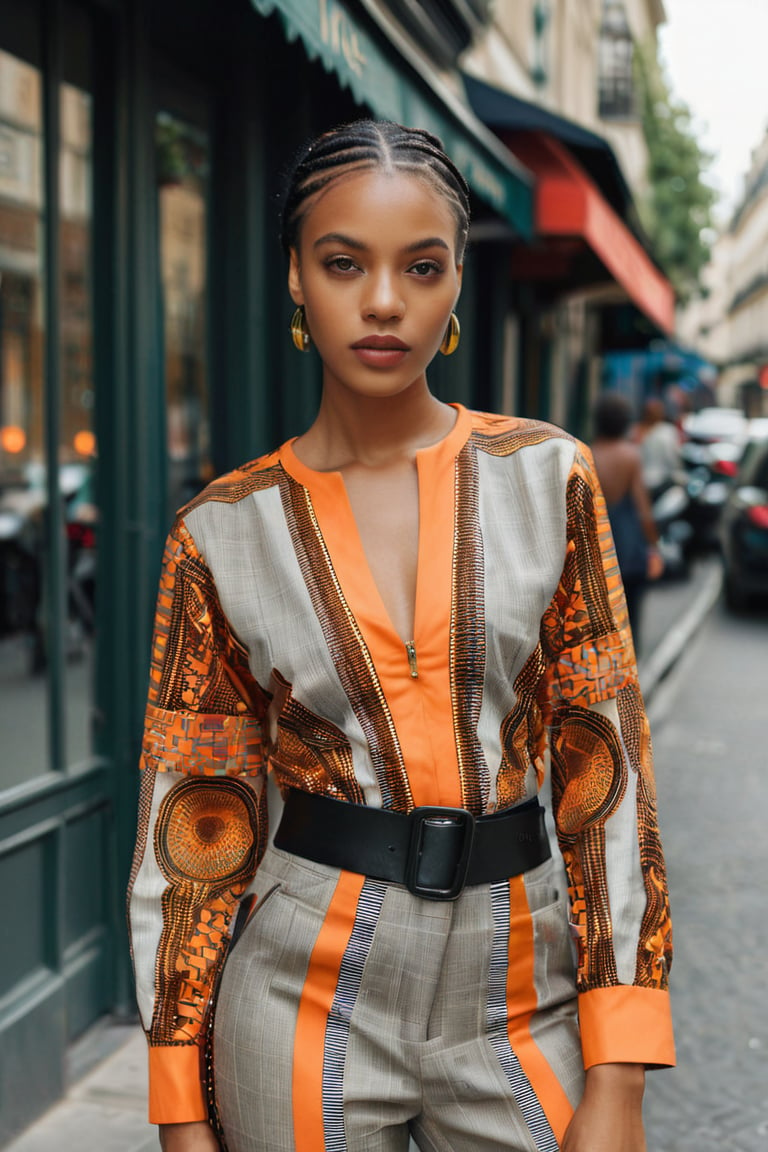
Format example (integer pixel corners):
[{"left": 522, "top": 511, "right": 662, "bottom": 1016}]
[
  {"left": 156, "top": 777, "right": 258, "bottom": 884},
  {"left": 553, "top": 708, "right": 627, "bottom": 837}
]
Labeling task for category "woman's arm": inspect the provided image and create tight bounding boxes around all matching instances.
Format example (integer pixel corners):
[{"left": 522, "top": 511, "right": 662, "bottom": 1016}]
[
  {"left": 562, "top": 1064, "right": 646, "bottom": 1152},
  {"left": 629, "top": 453, "right": 664, "bottom": 580},
  {"left": 128, "top": 517, "right": 269, "bottom": 1127},
  {"left": 160, "top": 1122, "right": 222, "bottom": 1152},
  {"left": 539, "top": 445, "right": 675, "bottom": 1074}
]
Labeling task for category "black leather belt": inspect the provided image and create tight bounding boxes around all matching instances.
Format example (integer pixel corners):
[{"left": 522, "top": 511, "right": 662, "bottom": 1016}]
[{"left": 273, "top": 788, "right": 551, "bottom": 901}]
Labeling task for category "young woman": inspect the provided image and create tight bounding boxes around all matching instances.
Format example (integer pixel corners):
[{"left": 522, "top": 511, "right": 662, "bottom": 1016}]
[
  {"left": 128, "top": 120, "right": 674, "bottom": 1152},
  {"left": 591, "top": 391, "right": 664, "bottom": 648}
]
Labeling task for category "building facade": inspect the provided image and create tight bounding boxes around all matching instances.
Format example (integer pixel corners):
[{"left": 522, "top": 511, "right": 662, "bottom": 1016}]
[
  {"left": 679, "top": 127, "right": 768, "bottom": 415},
  {"left": 462, "top": 0, "right": 674, "bottom": 434},
  {"left": 0, "top": 0, "right": 532, "bottom": 1138}
]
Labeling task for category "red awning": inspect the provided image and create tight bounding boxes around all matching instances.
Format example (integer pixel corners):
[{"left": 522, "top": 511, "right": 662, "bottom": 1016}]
[{"left": 503, "top": 132, "right": 675, "bottom": 335}]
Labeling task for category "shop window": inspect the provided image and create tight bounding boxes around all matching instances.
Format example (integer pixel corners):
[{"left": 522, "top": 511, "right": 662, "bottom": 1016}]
[
  {"left": 598, "top": 0, "right": 636, "bottom": 120},
  {"left": 531, "top": 0, "right": 551, "bottom": 87},
  {"left": 0, "top": 46, "right": 49, "bottom": 784},
  {"left": 156, "top": 111, "right": 212, "bottom": 518},
  {"left": 59, "top": 71, "right": 95, "bottom": 768},
  {"left": 0, "top": 6, "right": 96, "bottom": 786}
]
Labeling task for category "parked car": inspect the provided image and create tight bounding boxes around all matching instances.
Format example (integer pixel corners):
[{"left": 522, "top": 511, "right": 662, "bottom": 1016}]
[{"left": 719, "top": 419, "right": 768, "bottom": 610}]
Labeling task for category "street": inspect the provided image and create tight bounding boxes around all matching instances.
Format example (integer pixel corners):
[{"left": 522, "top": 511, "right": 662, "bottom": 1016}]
[{"left": 643, "top": 597, "right": 768, "bottom": 1151}]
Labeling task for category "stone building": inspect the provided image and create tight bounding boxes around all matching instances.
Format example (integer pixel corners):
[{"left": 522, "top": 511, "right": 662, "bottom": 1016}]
[
  {"left": 461, "top": 0, "right": 674, "bottom": 433},
  {"left": 680, "top": 126, "right": 768, "bottom": 415}
]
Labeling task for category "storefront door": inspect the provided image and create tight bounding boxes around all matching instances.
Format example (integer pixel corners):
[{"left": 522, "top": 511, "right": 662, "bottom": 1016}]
[{"left": 0, "top": 2, "right": 114, "bottom": 1140}]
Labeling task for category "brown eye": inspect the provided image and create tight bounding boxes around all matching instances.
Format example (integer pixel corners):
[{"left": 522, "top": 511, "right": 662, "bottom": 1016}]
[
  {"left": 327, "top": 255, "right": 358, "bottom": 273},
  {"left": 409, "top": 260, "right": 442, "bottom": 277}
]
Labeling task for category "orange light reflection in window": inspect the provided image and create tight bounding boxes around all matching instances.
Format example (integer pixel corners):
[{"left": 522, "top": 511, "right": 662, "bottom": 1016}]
[
  {"left": 73, "top": 429, "right": 96, "bottom": 457},
  {"left": 0, "top": 425, "right": 27, "bottom": 453}
]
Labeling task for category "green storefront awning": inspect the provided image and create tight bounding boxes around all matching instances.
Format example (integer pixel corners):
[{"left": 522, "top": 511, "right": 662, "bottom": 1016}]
[{"left": 251, "top": 0, "right": 533, "bottom": 238}]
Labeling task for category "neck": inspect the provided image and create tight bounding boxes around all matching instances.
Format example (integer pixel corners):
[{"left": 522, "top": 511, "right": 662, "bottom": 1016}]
[{"left": 296, "top": 378, "right": 456, "bottom": 470}]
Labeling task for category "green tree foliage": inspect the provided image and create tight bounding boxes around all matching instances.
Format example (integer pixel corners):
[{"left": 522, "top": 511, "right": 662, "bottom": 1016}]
[{"left": 635, "top": 44, "right": 717, "bottom": 303}]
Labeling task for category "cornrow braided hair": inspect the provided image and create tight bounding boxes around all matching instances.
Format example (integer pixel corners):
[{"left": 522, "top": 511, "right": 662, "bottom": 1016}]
[{"left": 280, "top": 119, "right": 471, "bottom": 261}]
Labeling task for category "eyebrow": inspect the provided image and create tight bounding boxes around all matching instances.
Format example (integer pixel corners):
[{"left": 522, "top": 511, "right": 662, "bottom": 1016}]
[{"left": 313, "top": 232, "right": 450, "bottom": 253}]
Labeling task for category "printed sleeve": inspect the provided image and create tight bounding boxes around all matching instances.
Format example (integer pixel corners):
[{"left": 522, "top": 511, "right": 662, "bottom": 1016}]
[
  {"left": 127, "top": 517, "right": 269, "bottom": 1124},
  {"left": 538, "top": 444, "right": 675, "bottom": 1070}
]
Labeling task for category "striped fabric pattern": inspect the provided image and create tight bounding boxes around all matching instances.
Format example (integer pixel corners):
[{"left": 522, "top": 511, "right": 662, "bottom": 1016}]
[
  {"left": 487, "top": 882, "right": 559, "bottom": 1152},
  {"left": 321, "top": 880, "right": 387, "bottom": 1151}
]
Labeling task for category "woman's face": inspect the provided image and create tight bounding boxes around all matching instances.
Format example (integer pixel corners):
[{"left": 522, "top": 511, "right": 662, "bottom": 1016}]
[{"left": 288, "top": 168, "right": 463, "bottom": 401}]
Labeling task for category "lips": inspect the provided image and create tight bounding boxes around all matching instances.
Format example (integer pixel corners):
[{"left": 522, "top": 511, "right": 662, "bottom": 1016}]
[
  {"left": 350, "top": 335, "right": 410, "bottom": 351},
  {"left": 350, "top": 334, "right": 410, "bottom": 368}
]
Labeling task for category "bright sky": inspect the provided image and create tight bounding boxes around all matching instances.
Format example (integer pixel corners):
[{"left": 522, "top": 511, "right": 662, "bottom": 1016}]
[{"left": 659, "top": 0, "right": 768, "bottom": 222}]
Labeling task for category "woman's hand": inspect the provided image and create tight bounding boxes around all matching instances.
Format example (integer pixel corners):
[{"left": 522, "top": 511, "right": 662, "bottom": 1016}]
[
  {"left": 561, "top": 1063, "right": 646, "bottom": 1152},
  {"left": 159, "top": 1121, "right": 222, "bottom": 1152},
  {"left": 646, "top": 547, "right": 665, "bottom": 582}
]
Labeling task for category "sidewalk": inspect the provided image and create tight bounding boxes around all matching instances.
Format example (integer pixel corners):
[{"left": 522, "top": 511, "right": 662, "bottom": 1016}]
[
  {"left": 2, "top": 557, "right": 723, "bottom": 1152},
  {"left": 637, "top": 553, "right": 723, "bottom": 701},
  {"left": 4, "top": 1024, "right": 155, "bottom": 1152}
]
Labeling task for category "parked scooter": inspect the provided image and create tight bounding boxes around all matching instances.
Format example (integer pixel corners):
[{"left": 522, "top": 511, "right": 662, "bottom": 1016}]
[
  {"left": 0, "top": 463, "right": 96, "bottom": 672},
  {"left": 0, "top": 504, "right": 40, "bottom": 637},
  {"left": 679, "top": 440, "right": 741, "bottom": 553},
  {"left": 652, "top": 480, "right": 693, "bottom": 579}
]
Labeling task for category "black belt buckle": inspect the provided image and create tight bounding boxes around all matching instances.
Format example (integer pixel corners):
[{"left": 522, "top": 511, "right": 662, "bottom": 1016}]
[{"left": 405, "top": 807, "right": 475, "bottom": 901}]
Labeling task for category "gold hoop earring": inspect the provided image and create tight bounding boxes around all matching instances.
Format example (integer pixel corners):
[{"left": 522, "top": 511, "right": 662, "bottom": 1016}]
[
  {"left": 290, "top": 306, "right": 310, "bottom": 352},
  {"left": 439, "top": 312, "right": 460, "bottom": 356}
]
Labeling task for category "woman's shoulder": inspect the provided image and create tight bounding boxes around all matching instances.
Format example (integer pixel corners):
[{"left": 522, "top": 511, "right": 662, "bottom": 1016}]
[
  {"left": 178, "top": 447, "right": 285, "bottom": 518},
  {"left": 468, "top": 408, "right": 581, "bottom": 467},
  {"left": 593, "top": 437, "right": 642, "bottom": 466}
]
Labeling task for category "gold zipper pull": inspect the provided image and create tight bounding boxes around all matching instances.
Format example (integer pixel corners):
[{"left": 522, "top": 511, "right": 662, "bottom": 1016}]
[{"left": 405, "top": 641, "right": 419, "bottom": 679}]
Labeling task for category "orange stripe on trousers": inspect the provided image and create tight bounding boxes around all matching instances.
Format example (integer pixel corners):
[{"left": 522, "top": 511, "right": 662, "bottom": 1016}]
[
  {"left": 292, "top": 870, "right": 366, "bottom": 1152},
  {"left": 506, "top": 876, "right": 575, "bottom": 1144}
]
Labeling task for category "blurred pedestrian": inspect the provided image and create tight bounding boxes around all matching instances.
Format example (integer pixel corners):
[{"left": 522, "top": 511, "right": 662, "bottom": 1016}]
[
  {"left": 633, "top": 397, "right": 682, "bottom": 496},
  {"left": 129, "top": 120, "right": 674, "bottom": 1152},
  {"left": 592, "top": 391, "right": 664, "bottom": 648}
]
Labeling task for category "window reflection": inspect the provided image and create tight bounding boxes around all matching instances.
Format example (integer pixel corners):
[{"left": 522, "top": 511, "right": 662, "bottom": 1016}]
[
  {"left": 0, "top": 45, "right": 97, "bottom": 785},
  {"left": 0, "top": 47, "right": 49, "bottom": 787},
  {"left": 157, "top": 112, "right": 211, "bottom": 518},
  {"left": 60, "top": 79, "right": 95, "bottom": 767}
]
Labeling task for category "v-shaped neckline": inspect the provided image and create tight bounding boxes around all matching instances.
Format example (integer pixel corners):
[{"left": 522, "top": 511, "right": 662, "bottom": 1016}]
[{"left": 279, "top": 404, "right": 473, "bottom": 671}]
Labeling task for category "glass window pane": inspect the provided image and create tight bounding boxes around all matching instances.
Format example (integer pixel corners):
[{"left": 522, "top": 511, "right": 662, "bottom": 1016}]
[
  {"left": 60, "top": 77, "right": 95, "bottom": 767},
  {"left": 157, "top": 112, "right": 211, "bottom": 519},
  {"left": 0, "top": 46, "right": 49, "bottom": 787}
]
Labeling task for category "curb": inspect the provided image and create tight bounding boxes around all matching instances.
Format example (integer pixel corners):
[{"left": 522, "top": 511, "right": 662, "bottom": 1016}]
[{"left": 638, "top": 562, "right": 723, "bottom": 703}]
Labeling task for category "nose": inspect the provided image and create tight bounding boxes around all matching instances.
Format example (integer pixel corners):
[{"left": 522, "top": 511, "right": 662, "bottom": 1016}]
[{"left": 361, "top": 268, "right": 405, "bottom": 321}]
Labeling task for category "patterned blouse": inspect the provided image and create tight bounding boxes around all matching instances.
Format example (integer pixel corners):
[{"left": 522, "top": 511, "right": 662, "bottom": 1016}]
[{"left": 128, "top": 405, "right": 674, "bottom": 1123}]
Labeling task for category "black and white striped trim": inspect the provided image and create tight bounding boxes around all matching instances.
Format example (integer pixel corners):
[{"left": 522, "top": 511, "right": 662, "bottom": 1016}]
[
  {"left": 487, "top": 882, "right": 559, "bottom": 1152},
  {"left": 321, "top": 879, "right": 386, "bottom": 1151}
]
